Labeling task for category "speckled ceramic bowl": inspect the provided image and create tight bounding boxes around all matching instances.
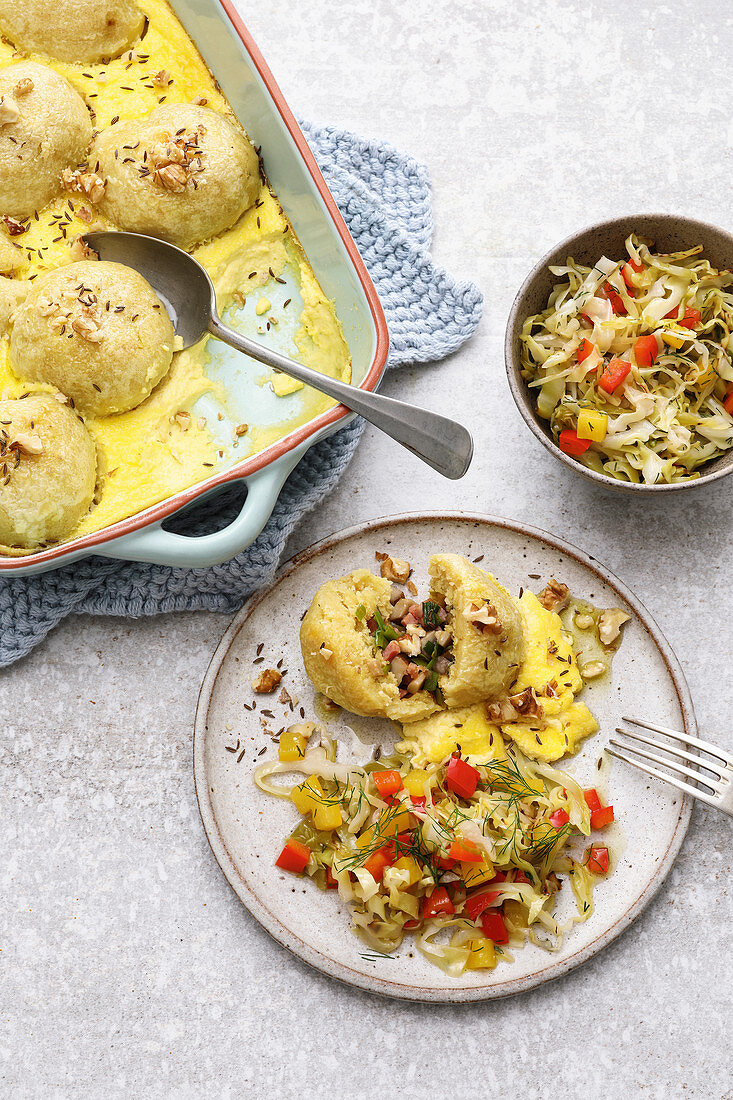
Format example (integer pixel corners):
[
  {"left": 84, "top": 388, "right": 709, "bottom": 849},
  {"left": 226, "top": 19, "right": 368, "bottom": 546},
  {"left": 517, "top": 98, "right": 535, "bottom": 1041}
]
[{"left": 505, "top": 213, "right": 733, "bottom": 494}]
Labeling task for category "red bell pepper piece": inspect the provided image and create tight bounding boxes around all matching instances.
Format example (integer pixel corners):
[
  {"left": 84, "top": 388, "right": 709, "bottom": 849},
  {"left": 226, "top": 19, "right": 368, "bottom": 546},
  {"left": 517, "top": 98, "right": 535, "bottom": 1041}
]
[
  {"left": 448, "top": 838, "right": 483, "bottom": 863},
  {"left": 276, "top": 838, "right": 311, "bottom": 874},
  {"left": 590, "top": 805, "right": 615, "bottom": 829},
  {"left": 598, "top": 357, "right": 631, "bottom": 394},
  {"left": 600, "top": 284, "right": 627, "bottom": 315},
  {"left": 410, "top": 795, "right": 427, "bottom": 808},
  {"left": 577, "top": 337, "right": 596, "bottom": 364},
  {"left": 325, "top": 867, "right": 339, "bottom": 890},
  {"left": 587, "top": 846, "right": 610, "bottom": 874},
  {"left": 372, "top": 769, "right": 403, "bottom": 798},
  {"left": 445, "top": 754, "right": 479, "bottom": 799},
  {"left": 437, "top": 855, "right": 456, "bottom": 871},
  {"left": 633, "top": 334, "right": 659, "bottom": 367},
  {"left": 558, "top": 429, "right": 592, "bottom": 457},
  {"left": 679, "top": 307, "right": 701, "bottom": 329},
  {"left": 583, "top": 788, "right": 602, "bottom": 813},
  {"left": 363, "top": 846, "right": 395, "bottom": 882},
  {"left": 465, "top": 890, "right": 500, "bottom": 922},
  {"left": 549, "top": 808, "right": 570, "bottom": 829},
  {"left": 422, "top": 886, "right": 455, "bottom": 919},
  {"left": 480, "top": 911, "right": 509, "bottom": 944},
  {"left": 403, "top": 919, "right": 420, "bottom": 930},
  {"left": 621, "top": 258, "right": 643, "bottom": 288},
  {"left": 724, "top": 388, "right": 733, "bottom": 415},
  {"left": 513, "top": 869, "right": 530, "bottom": 884}
]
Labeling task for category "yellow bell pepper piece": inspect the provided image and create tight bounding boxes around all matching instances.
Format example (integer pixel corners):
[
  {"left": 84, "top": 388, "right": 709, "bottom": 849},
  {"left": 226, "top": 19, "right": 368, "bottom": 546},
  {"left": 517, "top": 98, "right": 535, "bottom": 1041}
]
[
  {"left": 464, "top": 938, "right": 497, "bottom": 970},
  {"left": 661, "top": 329, "right": 686, "bottom": 349},
  {"left": 392, "top": 855, "right": 423, "bottom": 886},
  {"left": 278, "top": 730, "right": 308, "bottom": 762},
  {"left": 461, "top": 856, "right": 495, "bottom": 888},
  {"left": 576, "top": 408, "right": 608, "bottom": 442},
  {"left": 402, "top": 769, "right": 431, "bottom": 797},
  {"left": 291, "top": 775, "right": 324, "bottom": 816},
  {"left": 313, "top": 801, "right": 343, "bottom": 832}
]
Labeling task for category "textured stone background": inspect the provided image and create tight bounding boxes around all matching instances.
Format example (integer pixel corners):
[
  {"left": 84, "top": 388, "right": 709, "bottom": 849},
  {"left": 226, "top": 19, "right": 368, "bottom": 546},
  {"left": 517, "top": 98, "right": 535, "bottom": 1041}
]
[{"left": 2, "top": 1, "right": 733, "bottom": 1097}]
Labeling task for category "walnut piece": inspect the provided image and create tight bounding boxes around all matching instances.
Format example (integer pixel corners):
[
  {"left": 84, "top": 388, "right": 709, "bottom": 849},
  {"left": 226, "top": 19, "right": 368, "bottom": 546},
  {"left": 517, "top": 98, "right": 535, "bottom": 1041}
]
[
  {"left": 465, "top": 601, "right": 502, "bottom": 634},
  {"left": 598, "top": 608, "right": 630, "bottom": 646},
  {"left": 487, "top": 686, "right": 544, "bottom": 723},
  {"left": 539, "top": 578, "right": 570, "bottom": 612},
  {"left": 377, "top": 554, "right": 411, "bottom": 584},
  {"left": 580, "top": 660, "right": 606, "bottom": 680},
  {"left": 14, "top": 78, "right": 33, "bottom": 96},
  {"left": 0, "top": 95, "right": 19, "bottom": 126},
  {"left": 252, "top": 668, "right": 282, "bottom": 693},
  {"left": 155, "top": 162, "right": 188, "bottom": 193},
  {"left": 152, "top": 69, "right": 172, "bottom": 88},
  {"left": 69, "top": 236, "right": 99, "bottom": 262},
  {"left": 61, "top": 169, "right": 106, "bottom": 204},
  {"left": 71, "top": 313, "right": 103, "bottom": 343},
  {"left": 10, "top": 432, "right": 43, "bottom": 456}
]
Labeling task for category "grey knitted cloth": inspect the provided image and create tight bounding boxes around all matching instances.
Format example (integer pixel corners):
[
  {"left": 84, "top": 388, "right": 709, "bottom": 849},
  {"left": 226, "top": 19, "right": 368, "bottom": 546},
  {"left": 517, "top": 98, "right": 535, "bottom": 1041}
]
[{"left": 0, "top": 123, "right": 483, "bottom": 666}]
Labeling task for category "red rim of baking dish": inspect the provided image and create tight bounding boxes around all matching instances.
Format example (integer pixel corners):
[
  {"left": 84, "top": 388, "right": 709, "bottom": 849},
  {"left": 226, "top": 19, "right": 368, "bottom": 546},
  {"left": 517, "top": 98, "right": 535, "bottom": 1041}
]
[{"left": 0, "top": 1, "right": 390, "bottom": 571}]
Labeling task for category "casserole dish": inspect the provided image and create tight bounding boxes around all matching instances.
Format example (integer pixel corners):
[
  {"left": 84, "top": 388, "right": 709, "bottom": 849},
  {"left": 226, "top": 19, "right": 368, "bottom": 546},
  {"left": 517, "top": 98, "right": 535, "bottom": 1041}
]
[{"left": 0, "top": 0, "right": 388, "bottom": 575}]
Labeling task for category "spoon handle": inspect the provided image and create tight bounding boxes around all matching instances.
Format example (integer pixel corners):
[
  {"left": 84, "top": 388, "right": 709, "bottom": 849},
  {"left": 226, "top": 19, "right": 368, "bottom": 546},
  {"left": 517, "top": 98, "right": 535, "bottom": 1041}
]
[{"left": 209, "top": 314, "right": 473, "bottom": 480}]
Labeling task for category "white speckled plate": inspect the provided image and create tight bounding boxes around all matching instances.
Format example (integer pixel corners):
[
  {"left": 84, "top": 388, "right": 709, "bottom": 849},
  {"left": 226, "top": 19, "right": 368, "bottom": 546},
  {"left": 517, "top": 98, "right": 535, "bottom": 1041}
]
[{"left": 193, "top": 513, "right": 694, "bottom": 1002}]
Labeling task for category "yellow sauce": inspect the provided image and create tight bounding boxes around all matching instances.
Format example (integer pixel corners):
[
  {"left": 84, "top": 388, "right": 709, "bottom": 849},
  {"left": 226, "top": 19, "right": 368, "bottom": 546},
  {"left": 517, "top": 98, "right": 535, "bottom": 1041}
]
[{"left": 0, "top": 0, "right": 351, "bottom": 547}]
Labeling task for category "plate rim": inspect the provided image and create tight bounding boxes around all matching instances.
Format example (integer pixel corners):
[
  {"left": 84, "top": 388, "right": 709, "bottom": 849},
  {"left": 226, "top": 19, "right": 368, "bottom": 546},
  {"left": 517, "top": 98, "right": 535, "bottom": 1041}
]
[{"left": 193, "top": 510, "right": 695, "bottom": 1002}]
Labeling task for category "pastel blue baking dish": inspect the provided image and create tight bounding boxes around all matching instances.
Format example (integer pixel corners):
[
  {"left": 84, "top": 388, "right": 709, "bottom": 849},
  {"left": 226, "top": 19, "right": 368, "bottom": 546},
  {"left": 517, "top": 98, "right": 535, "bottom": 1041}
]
[{"left": 2, "top": 0, "right": 388, "bottom": 576}]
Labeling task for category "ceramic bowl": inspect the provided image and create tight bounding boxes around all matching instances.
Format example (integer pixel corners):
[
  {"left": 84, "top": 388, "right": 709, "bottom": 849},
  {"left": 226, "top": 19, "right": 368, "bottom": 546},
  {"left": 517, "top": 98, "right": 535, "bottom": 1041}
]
[{"left": 505, "top": 213, "right": 733, "bottom": 494}]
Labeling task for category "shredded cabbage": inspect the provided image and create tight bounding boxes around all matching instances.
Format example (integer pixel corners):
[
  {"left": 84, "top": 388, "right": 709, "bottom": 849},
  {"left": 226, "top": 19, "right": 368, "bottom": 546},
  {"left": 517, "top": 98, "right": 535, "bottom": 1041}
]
[
  {"left": 256, "top": 741, "right": 613, "bottom": 974},
  {"left": 520, "top": 233, "right": 733, "bottom": 483}
]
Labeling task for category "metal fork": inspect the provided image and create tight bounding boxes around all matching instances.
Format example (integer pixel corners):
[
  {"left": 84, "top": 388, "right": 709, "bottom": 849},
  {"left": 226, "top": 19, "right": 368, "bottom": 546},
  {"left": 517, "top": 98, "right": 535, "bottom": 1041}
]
[{"left": 608, "top": 716, "right": 733, "bottom": 817}]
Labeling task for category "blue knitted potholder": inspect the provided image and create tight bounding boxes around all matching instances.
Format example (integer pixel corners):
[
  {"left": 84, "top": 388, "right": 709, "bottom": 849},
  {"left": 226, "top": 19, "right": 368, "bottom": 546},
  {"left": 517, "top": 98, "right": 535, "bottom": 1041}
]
[{"left": 0, "top": 123, "right": 483, "bottom": 666}]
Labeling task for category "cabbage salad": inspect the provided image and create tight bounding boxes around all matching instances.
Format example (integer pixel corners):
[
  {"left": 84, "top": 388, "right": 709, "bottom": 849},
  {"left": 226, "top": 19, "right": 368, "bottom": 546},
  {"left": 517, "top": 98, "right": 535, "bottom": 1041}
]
[
  {"left": 520, "top": 233, "right": 733, "bottom": 483},
  {"left": 255, "top": 728, "right": 614, "bottom": 974}
]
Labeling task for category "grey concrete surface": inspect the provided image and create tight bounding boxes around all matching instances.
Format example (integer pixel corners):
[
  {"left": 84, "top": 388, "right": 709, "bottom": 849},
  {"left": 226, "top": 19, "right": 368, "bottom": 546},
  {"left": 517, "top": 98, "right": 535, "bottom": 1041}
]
[{"left": 2, "top": 1, "right": 733, "bottom": 1097}]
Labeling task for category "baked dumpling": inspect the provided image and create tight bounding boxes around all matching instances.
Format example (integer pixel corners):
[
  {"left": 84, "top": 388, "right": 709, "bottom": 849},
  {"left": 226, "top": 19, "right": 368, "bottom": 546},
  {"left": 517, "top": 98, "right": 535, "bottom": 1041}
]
[
  {"left": 300, "top": 555, "right": 526, "bottom": 724},
  {"left": 0, "top": 393, "right": 96, "bottom": 547},
  {"left": 428, "top": 553, "right": 525, "bottom": 707},
  {"left": 0, "top": 62, "right": 92, "bottom": 219},
  {"left": 301, "top": 569, "right": 441, "bottom": 723},
  {"left": 10, "top": 260, "right": 176, "bottom": 417},
  {"left": 0, "top": 0, "right": 145, "bottom": 63},
  {"left": 94, "top": 104, "right": 261, "bottom": 250}
]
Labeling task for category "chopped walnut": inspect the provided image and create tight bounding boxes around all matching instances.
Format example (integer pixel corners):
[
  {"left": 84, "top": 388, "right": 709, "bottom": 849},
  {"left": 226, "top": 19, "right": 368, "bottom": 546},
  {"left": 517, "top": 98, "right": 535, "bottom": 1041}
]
[
  {"left": 14, "top": 78, "right": 33, "bottom": 96},
  {"left": 10, "top": 432, "right": 43, "bottom": 456},
  {"left": 155, "top": 162, "right": 188, "bottom": 193},
  {"left": 61, "top": 169, "right": 106, "bottom": 204},
  {"left": 580, "top": 660, "right": 606, "bottom": 680},
  {"left": 77, "top": 205, "right": 93, "bottom": 225},
  {"left": 69, "top": 236, "right": 99, "bottom": 262},
  {"left": 71, "top": 312, "right": 103, "bottom": 343},
  {"left": 377, "top": 554, "right": 411, "bottom": 584},
  {"left": 3, "top": 215, "right": 25, "bottom": 236},
  {"left": 174, "top": 411, "right": 191, "bottom": 429},
  {"left": 234, "top": 423, "right": 248, "bottom": 437},
  {"left": 252, "top": 668, "right": 282, "bottom": 693},
  {"left": 487, "top": 686, "right": 544, "bottom": 723},
  {"left": 598, "top": 608, "right": 630, "bottom": 646},
  {"left": 0, "top": 95, "right": 19, "bottom": 126},
  {"left": 192, "top": 95, "right": 208, "bottom": 106},
  {"left": 539, "top": 578, "right": 570, "bottom": 612},
  {"left": 574, "top": 611, "right": 594, "bottom": 630},
  {"left": 465, "top": 601, "right": 502, "bottom": 634},
  {"left": 152, "top": 69, "right": 172, "bottom": 88}
]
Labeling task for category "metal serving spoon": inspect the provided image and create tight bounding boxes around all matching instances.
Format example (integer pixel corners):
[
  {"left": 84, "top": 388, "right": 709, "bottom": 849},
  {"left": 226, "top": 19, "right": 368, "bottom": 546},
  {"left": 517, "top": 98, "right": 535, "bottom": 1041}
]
[{"left": 83, "top": 231, "right": 474, "bottom": 479}]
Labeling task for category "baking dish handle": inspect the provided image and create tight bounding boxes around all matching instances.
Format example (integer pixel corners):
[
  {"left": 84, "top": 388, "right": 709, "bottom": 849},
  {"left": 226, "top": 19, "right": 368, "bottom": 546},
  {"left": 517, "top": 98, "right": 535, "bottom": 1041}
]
[{"left": 97, "top": 459, "right": 297, "bottom": 569}]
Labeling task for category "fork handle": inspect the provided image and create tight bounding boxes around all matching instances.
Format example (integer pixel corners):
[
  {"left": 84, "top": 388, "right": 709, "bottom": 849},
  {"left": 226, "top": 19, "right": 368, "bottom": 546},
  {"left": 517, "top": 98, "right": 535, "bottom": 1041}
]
[{"left": 208, "top": 313, "right": 474, "bottom": 480}]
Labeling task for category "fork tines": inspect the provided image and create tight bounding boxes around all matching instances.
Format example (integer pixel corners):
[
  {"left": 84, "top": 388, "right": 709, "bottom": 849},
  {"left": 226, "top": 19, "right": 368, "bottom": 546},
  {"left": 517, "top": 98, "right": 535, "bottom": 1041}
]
[{"left": 607, "top": 715, "right": 733, "bottom": 815}]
